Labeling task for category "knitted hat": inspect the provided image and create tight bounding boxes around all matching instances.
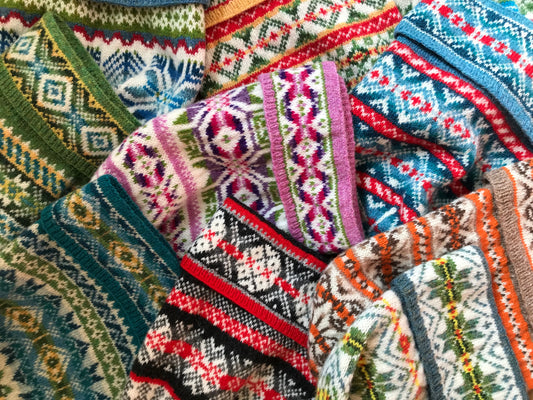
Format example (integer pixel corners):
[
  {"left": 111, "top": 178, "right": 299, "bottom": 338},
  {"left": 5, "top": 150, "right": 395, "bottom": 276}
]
[
  {"left": 94, "top": 61, "right": 364, "bottom": 257},
  {"left": 0, "top": 12, "right": 138, "bottom": 241},
  {"left": 201, "top": 0, "right": 419, "bottom": 99},
  {"left": 125, "top": 197, "right": 328, "bottom": 399},
  {"left": 0, "top": 0, "right": 207, "bottom": 123},
  {"left": 316, "top": 246, "right": 527, "bottom": 399},
  {"left": 350, "top": 0, "right": 533, "bottom": 236},
  {"left": 309, "top": 158, "right": 533, "bottom": 388},
  {"left": 0, "top": 174, "right": 180, "bottom": 399}
]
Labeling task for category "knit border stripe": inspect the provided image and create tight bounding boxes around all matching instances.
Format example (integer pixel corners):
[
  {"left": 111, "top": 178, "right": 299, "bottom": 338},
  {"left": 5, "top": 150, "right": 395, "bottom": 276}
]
[
  {"left": 129, "top": 372, "right": 182, "bottom": 400},
  {"left": 209, "top": 5, "right": 401, "bottom": 92},
  {"left": 206, "top": 0, "right": 267, "bottom": 28},
  {"left": 181, "top": 255, "right": 308, "bottom": 346},
  {"left": 166, "top": 287, "right": 314, "bottom": 382}
]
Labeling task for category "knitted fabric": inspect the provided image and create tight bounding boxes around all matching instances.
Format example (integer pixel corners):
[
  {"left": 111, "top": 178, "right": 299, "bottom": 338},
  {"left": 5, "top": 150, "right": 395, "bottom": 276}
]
[
  {"left": 316, "top": 246, "right": 527, "bottom": 400},
  {"left": 125, "top": 197, "right": 328, "bottom": 400},
  {"left": 201, "top": 0, "right": 420, "bottom": 99},
  {"left": 350, "top": 0, "right": 533, "bottom": 236},
  {"left": 309, "top": 158, "right": 533, "bottom": 389},
  {"left": 0, "top": 1, "right": 206, "bottom": 123},
  {"left": 0, "top": 174, "right": 180, "bottom": 399},
  {"left": 94, "top": 61, "right": 363, "bottom": 257},
  {"left": 0, "top": 13, "right": 138, "bottom": 241}
]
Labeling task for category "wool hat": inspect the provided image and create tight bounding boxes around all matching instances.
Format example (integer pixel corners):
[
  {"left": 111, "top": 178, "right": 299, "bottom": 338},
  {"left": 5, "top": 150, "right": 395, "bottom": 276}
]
[
  {"left": 201, "top": 0, "right": 419, "bottom": 99},
  {"left": 317, "top": 246, "right": 527, "bottom": 400},
  {"left": 0, "top": 174, "right": 180, "bottom": 399},
  {"left": 125, "top": 197, "right": 328, "bottom": 399},
  {"left": 349, "top": 0, "right": 533, "bottom": 236},
  {"left": 309, "top": 157, "right": 533, "bottom": 389},
  {"left": 94, "top": 61, "right": 364, "bottom": 257},
  {"left": 0, "top": 0, "right": 207, "bottom": 123},
  {"left": 0, "top": 12, "right": 138, "bottom": 241}
]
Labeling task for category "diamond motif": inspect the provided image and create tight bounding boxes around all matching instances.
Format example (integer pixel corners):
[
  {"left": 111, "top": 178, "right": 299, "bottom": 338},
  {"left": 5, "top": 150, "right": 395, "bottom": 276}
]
[
  {"left": 36, "top": 74, "right": 72, "bottom": 113},
  {"left": 81, "top": 127, "right": 120, "bottom": 157}
]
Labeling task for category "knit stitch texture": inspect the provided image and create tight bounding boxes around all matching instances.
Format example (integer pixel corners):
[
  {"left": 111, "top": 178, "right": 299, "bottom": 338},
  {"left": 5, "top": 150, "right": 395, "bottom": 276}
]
[
  {"left": 350, "top": 0, "right": 533, "bottom": 236},
  {"left": 94, "top": 61, "right": 363, "bottom": 256},
  {"left": 125, "top": 197, "right": 328, "bottom": 399},
  {"left": 0, "top": 1, "right": 206, "bottom": 123},
  {"left": 309, "top": 158, "right": 533, "bottom": 389},
  {"left": 0, "top": 175, "right": 180, "bottom": 399},
  {"left": 316, "top": 246, "right": 527, "bottom": 400},
  {"left": 0, "top": 12, "right": 138, "bottom": 241}
]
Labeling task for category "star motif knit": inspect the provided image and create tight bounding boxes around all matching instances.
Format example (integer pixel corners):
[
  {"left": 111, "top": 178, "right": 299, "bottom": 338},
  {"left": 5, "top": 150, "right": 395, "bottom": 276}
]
[
  {"left": 125, "top": 197, "right": 328, "bottom": 400},
  {"left": 0, "top": 12, "right": 138, "bottom": 241},
  {"left": 0, "top": 0, "right": 207, "bottom": 123},
  {"left": 94, "top": 61, "right": 364, "bottom": 256},
  {"left": 309, "top": 158, "right": 533, "bottom": 389}
]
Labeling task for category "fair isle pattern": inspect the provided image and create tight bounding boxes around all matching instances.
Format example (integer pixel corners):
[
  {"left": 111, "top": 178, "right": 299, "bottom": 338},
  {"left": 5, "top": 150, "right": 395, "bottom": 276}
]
[
  {"left": 94, "top": 62, "right": 362, "bottom": 256},
  {"left": 126, "top": 198, "right": 327, "bottom": 399},
  {"left": 352, "top": 0, "right": 533, "bottom": 237},
  {"left": 316, "top": 291, "right": 425, "bottom": 400},
  {"left": 0, "top": 3, "right": 206, "bottom": 123},
  {"left": 392, "top": 247, "right": 527, "bottom": 399},
  {"left": 0, "top": 175, "right": 180, "bottom": 399},
  {"left": 316, "top": 246, "right": 527, "bottom": 400},
  {"left": 259, "top": 63, "right": 361, "bottom": 252},
  {"left": 3, "top": 13, "right": 138, "bottom": 165},
  {"left": 0, "top": 13, "right": 137, "bottom": 241},
  {"left": 309, "top": 180, "right": 533, "bottom": 387},
  {"left": 201, "top": 0, "right": 418, "bottom": 98}
]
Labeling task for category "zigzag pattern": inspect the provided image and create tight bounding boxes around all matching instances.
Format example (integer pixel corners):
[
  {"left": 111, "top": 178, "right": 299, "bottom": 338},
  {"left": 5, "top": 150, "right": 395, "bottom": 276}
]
[{"left": 127, "top": 199, "right": 325, "bottom": 399}]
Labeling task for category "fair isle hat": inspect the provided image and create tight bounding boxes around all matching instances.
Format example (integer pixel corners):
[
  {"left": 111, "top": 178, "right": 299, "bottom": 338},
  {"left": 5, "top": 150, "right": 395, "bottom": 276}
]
[
  {"left": 125, "top": 197, "right": 328, "bottom": 399},
  {"left": 0, "top": 0, "right": 207, "bottom": 123},
  {"left": 94, "top": 61, "right": 364, "bottom": 257},
  {"left": 0, "top": 12, "right": 138, "bottom": 241}
]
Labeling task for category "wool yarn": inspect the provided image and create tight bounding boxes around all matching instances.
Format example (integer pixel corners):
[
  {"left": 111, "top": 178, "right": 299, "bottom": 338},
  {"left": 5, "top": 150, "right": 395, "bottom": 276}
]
[
  {"left": 317, "top": 246, "right": 527, "bottom": 400},
  {"left": 0, "top": 174, "right": 180, "bottom": 399},
  {"left": 350, "top": 0, "right": 533, "bottom": 236},
  {"left": 0, "top": 12, "right": 138, "bottom": 241},
  {"left": 201, "top": 0, "right": 420, "bottom": 99},
  {"left": 125, "top": 197, "right": 328, "bottom": 399},
  {"left": 309, "top": 158, "right": 533, "bottom": 389},
  {"left": 0, "top": 0, "right": 207, "bottom": 123},
  {"left": 94, "top": 61, "right": 364, "bottom": 257}
]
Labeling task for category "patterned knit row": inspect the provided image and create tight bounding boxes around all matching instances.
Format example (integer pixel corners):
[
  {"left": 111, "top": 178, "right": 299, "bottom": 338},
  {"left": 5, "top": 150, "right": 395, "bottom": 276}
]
[
  {"left": 201, "top": 0, "right": 420, "bottom": 99},
  {"left": 317, "top": 246, "right": 527, "bottom": 399},
  {"left": 350, "top": 0, "right": 533, "bottom": 236},
  {"left": 0, "top": 13, "right": 138, "bottom": 241},
  {"left": 94, "top": 61, "right": 363, "bottom": 256},
  {"left": 0, "top": 0, "right": 207, "bottom": 123},
  {"left": 126, "top": 197, "right": 328, "bottom": 399},
  {"left": 309, "top": 158, "right": 533, "bottom": 389},
  {"left": 0, "top": 174, "right": 180, "bottom": 399}
]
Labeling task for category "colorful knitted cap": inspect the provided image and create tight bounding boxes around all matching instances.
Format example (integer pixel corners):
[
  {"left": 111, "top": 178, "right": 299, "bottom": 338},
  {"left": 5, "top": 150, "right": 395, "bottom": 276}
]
[
  {"left": 309, "top": 158, "right": 533, "bottom": 389},
  {"left": 316, "top": 246, "right": 527, "bottom": 400},
  {"left": 125, "top": 197, "right": 328, "bottom": 399},
  {"left": 201, "top": 0, "right": 419, "bottom": 99},
  {"left": 0, "top": 174, "right": 180, "bottom": 399},
  {"left": 94, "top": 61, "right": 363, "bottom": 256},
  {"left": 351, "top": 0, "right": 533, "bottom": 236},
  {"left": 0, "top": 12, "right": 138, "bottom": 241},
  {"left": 0, "top": 0, "right": 206, "bottom": 123}
]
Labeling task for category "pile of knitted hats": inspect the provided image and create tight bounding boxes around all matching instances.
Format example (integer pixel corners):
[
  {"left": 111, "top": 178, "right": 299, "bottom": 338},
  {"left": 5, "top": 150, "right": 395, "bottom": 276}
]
[{"left": 0, "top": 0, "right": 533, "bottom": 398}]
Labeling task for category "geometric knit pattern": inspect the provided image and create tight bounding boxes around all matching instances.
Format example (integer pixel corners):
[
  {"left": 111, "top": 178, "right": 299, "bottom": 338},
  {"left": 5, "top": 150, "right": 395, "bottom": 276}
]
[
  {"left": 0, "top": 175, "right": 180, "bottom": 399},
  {"left": 308, "top": 158, "right": 533, "bottom": 388},
  {"left": 0, "top": 13, "right": 138, "bottom": 241},
  {"left": 126, "top": 197, "right": 328, "bottom": 399},
  {"left": 351, "top": 0, "right": 533, "bottom": 236},
  {"left": 0, "top": 1, "right": 206, "bottom": 123},
  {"left": 94, "top": 62, "right": 363, "bottom": 256},
  {"left": 317, "top": 246, "right": 527, "bottom": 399},
  {"left": 201, "top": 0, "right": 419, "bottom": 99}
]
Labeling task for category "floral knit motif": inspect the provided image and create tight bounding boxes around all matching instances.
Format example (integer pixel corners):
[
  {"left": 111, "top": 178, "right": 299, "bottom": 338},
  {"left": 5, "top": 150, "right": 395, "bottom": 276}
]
[{"left": 95, "top": 62, "right": 363, "bottom": 256}]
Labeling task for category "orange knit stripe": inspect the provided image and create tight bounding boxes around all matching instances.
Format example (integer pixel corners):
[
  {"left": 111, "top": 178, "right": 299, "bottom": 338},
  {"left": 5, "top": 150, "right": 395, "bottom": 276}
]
[{"left": 340, "top": 249, "right": 383, "bottom": 298}]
